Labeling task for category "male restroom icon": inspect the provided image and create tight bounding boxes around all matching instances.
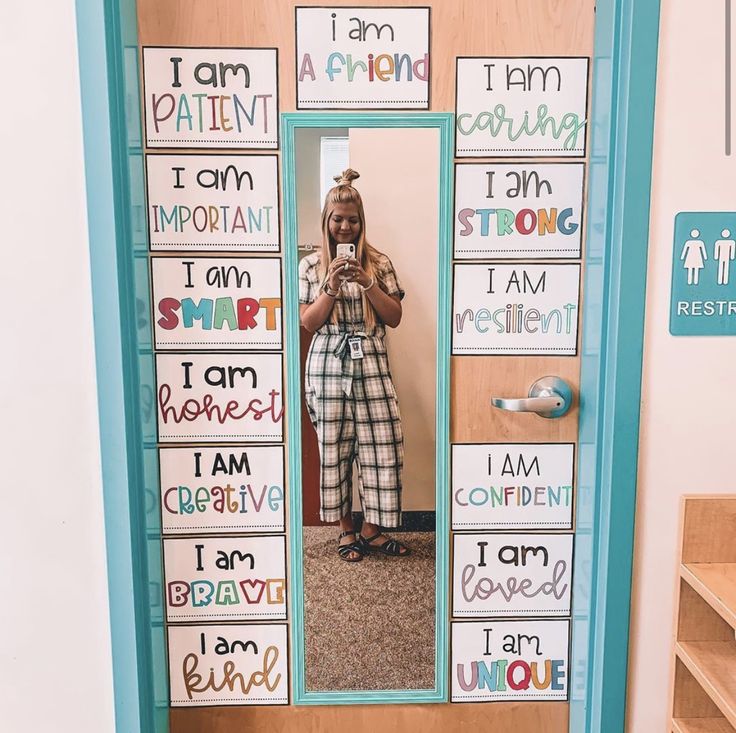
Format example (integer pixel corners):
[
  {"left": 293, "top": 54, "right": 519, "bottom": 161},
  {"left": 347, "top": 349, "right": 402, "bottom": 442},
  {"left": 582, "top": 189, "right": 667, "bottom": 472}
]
[{"left": 714, "top": 229, "right": 736, "bottom": 285}]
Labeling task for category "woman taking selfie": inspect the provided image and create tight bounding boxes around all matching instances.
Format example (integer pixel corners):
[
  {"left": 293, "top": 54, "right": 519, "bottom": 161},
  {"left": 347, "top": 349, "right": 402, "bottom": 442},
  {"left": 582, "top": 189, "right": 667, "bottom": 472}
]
[{"left": 298, "top": 168, "right": 410, "bottom": 562}]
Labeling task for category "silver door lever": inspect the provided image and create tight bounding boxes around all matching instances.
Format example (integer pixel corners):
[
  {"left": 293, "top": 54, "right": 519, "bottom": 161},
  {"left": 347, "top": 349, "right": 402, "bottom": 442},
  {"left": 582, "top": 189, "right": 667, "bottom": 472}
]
[{"left": 491, "top": 376, "right": 573, "bottom": 419}]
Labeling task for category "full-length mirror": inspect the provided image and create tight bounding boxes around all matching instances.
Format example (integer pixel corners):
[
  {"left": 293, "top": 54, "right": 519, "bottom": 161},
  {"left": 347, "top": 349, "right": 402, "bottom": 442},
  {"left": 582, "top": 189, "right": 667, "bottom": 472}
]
[{"left": 285, "top": 117, "right": 450, "bottom": 700}]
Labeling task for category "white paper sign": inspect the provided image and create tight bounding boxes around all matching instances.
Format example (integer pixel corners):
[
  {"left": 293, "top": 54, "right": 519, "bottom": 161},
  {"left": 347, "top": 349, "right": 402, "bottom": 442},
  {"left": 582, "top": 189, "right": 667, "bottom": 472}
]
[
  {"left": 146, "top": 154, "right": 280, "bottom": 250},
  {"left": 452, "top": 444, "right": 574, "bottom": 530},
  {"left": 156, "top": 353, "right": 283, "bottom": 443},
  {"left": 142, "top": 47, "right": 278, "bottom": 148},
  {"left": 452, "top": 620, "right": 569, "bottom": 702},
  {"left": 452, "top": 263, "right": 580, "bottom": 355},
  {"left": 168, "top": 623, "right": 289, "bottom": 706},
  {"left": 164, "top": 536, "right": 287, "bottom": 621},
  {"left": 296, "top": 7, "right": 430, "bottom": 109},
  {"left": 452, "top": 533, "right": 573, "bottom": 617},
  {"left": 454, "top": 163, "right": 584, "bottom": 259},
  {"left": 151, "top": 257, "right": 282, "bottom": 350},
  {"left": 455, "top": 57, "right": 589, "bottom": 157},
  {"left": 160, "top": 446, "right": 285, "bottom": 534}
]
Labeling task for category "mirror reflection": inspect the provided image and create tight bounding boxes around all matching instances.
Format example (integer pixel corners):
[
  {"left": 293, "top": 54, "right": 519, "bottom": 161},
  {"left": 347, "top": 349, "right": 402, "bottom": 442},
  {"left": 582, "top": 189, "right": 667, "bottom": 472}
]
[{"left": 296, "top": 127, "right": 439, "bottom": 692}]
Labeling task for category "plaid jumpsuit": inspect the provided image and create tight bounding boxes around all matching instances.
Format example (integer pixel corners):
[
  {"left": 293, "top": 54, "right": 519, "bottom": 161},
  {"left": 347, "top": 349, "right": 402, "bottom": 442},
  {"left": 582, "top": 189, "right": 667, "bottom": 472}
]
[{"left": 298, "top": 251, "right": 405, "bottom": 527}]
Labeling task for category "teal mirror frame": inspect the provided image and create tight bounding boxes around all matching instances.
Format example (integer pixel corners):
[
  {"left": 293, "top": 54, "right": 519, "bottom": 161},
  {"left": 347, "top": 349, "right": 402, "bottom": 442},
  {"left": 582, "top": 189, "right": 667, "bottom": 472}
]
[{"left": 281, "top": 112, "right": 454, "bottom": 705}]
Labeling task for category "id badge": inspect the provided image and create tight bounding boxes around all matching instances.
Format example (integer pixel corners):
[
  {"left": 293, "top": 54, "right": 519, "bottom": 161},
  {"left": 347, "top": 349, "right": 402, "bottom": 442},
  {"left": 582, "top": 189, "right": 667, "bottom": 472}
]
[{"left": 348, "top": 336, "right": 364, "bottom": 360}]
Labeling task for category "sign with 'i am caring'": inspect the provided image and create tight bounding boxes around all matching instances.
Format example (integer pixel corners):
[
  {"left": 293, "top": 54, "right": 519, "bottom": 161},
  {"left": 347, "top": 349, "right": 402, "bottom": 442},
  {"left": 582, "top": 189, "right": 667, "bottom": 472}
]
[
  {"left": 296, "top": 7, "right": 430, "bottom": 108},
  {"left": 146, "top": 154, "right": 280, "bottom": 251},
  {"left": 142, "top": 47, "right": 278, "bottom": 148},
  {"left": 455, "top": 57, "right": 589, "bottom": 157}
]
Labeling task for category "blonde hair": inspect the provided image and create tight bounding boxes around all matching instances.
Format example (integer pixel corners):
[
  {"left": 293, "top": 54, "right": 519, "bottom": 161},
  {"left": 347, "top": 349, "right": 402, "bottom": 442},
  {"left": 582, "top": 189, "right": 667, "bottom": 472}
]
[{"left": 318, "top": 168, "right": 385, "bottom": 330}]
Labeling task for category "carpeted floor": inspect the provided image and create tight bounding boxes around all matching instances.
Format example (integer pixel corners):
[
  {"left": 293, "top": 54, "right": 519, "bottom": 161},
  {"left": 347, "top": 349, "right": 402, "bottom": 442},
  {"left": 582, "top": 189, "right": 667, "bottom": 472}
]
[{"left": 303, "top": 528, "right": 436, "bottom": 692}]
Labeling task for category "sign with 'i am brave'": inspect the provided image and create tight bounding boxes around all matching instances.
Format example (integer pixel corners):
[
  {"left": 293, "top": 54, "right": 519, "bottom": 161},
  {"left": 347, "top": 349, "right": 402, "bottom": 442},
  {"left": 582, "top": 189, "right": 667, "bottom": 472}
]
[
  {"left": 454, "top": 163, "right": 584, "bottom": 259},
  {"left": 452, "top": 533, "right": 573, "bottom": 618},
  {"left": 451, "top": 620, "right": 569, "bottom": 703},
  {"left": 296, "top": 7, "right": 430, "bottom": 109},
  {"left": 452, "top": 263, "right": 580, "bottom": 355},
  {"left": 159, "top": 446, "right": 285, "bottom": 534},
  {"left": 455, "top": 57, "right": 589, "bottom": 157},
  {"left": 156, "top": 353, "right": 284, "bottom": 443},
  {"left": 168, "top": 624, "right": 289, "bottom": 706},
  {"left": 142, "top": 47, "right": 278, "bottom": 148},
  {"left": 152, "top": 257, "right": 283, "bottom": 350},
  {"left": 452, "top": 444, "right": 574, "bottom": 531},
  {"left": 164, "top": 536, "right": 287, "bottom": 621},
  {"left": 146, "top": 154, "right": 280, "bottom": 251}
]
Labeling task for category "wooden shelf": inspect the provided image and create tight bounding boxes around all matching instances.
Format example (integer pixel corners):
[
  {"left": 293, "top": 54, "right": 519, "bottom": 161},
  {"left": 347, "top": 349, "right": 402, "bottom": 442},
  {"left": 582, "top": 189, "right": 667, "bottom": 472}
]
[
  {"left": 676, "top": 641, "right": 736, "bottom": 728},
  {"left": 682, "top": 564, "right": 736, "bottom": 630},
  {"left": 673, "top": 719, "right": 735, "bottom": 733}
]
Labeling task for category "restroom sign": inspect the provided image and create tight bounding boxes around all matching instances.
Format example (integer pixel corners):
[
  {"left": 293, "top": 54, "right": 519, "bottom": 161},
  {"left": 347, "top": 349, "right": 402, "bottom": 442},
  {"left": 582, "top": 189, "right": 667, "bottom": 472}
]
[
  {"left": 296, "top": 7, "right": 430, "bottom": 109},
  {"left": 454, "top": 163, "right": 584, "bottom": 259},
  {"left": 452, "top": 263, "right": 580, "bottom": 355},
  {"left": 670, "top": 211, "right": 736, "bottom": 336},
  {"left": 142, "top": 47, "right": 278, "bottom": 148},
  {"left": 455, "top": 57, "right": 589, "bottom": 157}
]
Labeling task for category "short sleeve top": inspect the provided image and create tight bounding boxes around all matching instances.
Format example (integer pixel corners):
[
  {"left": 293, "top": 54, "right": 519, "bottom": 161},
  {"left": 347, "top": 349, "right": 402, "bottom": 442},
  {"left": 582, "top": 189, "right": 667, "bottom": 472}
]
[{"left": 298, "top": 251, "right": 405, "bottom": 336}]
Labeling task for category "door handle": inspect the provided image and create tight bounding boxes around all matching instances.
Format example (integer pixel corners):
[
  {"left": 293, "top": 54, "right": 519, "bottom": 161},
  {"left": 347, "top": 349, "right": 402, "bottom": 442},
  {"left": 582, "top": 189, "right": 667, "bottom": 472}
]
[{"left": 491, "top": 376, "right": 573, "bottom": 419}]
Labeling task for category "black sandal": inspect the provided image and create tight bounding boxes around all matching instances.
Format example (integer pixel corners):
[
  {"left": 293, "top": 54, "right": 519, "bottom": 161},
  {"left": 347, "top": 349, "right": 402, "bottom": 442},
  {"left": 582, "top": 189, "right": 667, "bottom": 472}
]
[
  {"left": 337, "top": 531, "right": 365, "bottom": 562},
  {"left": 359, "top": 532, "right": 411, "bottom": 557}
]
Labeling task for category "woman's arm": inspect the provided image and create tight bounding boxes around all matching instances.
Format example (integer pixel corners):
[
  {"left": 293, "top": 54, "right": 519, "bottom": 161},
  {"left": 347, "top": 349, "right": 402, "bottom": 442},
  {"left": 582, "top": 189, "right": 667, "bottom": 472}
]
[
  {"left": 299, "top": 256, "right": 348, "bottom": 332},
  {"left": 364, "top": 283, "right": 402, "bottom": 328}
]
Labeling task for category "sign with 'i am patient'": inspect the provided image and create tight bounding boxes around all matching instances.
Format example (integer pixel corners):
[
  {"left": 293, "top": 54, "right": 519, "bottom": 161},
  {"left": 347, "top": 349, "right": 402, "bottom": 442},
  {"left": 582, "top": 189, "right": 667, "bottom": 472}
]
[
  {"left": 296, "top": 7, "right": 430, "bottom": 108},
  {"left": 164, "top": 535, "right": 287, "bottom": 621},
  {"left": 451, "top": 620, "right": 569, "bottom": 703},
  {"left": 455, "top": 57, "right": 589, "bottom": 157},
  {"left": 146, "top": 154, "right": 280, "bottom": 250},
  {"left": 142, "top": 47, "right": 278, "bottom": 148},
  {"left": 454, "top": 163, "right": 584, "bottom": 259},
  {"left": 156, "top": 353, "right": 284, "bottom": 443},
  {"left": 152, "top": 257, "right": 282, "bottom": 350},
  {"left": 452, "top": 263, "right": 580, "bottom": 355},
  {"left": 168, "top": 623, "right": 289, "bottom": 706},
  {"left": 452, "top": 444, "right": 574, "bottom": 530},
  {"left": 160, "top": 446, "right": 285, "bottom": 534}
]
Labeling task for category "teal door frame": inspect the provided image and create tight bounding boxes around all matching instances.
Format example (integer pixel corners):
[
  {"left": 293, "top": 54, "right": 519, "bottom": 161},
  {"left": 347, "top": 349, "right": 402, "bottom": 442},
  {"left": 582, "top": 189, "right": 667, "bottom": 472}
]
[{"left": 75, "top": 0, "right": 660, "bottom": 730}]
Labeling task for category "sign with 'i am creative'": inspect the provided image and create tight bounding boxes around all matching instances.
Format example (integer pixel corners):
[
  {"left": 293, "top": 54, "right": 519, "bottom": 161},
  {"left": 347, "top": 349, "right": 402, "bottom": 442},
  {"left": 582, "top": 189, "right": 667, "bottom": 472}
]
[
  {"left": 452, "top": 533, "right": 573, "bottom": 618},
  {"left": 451, "top": 620, "right": 569, "bottom": 703},
  {"left": 168, "top": 623, "right": 289, "bottom": 706},
  {"left": 160, "top": 446, "right": 285, "bottom": 534},
  {"left": 454, "top": 163, "right": 584, "bottom": 259},
  {"left": 455, "top": 57, "right": 589, "bottom": 157},
  {"left": 142, "top": 47, "right": 278, "bottom": 148},
  {"left": 156, "top": 353, "right": 284, "bottom": 443},
  {"left": 151, "top": 257, "right": 283, "bottom": 350},
  {"left": 164, "top": 536, "right": 287, "bottom": 621},
  {"left": 146, "top": 154, "right": 280, "bottom": 251},
  {"left": 452, "top": 263, "right": 581, "bottom": 355},
  {"left": 296, "top": 7, "right": 430, "bottom": 109},
  {"left": 452, "top": 444, "right": 574, "bottom": 530}
]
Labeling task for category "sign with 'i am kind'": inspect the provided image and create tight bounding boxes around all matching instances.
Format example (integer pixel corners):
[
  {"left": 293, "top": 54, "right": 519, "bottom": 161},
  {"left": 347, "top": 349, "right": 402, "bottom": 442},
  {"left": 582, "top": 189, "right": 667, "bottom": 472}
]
[
  {"left": 155, "top": 353, "right": 284, "bottom": 443},
  {"left": 454, "top": 163, "right": 584, "bottom": 259},
  {"left": 455, "top": 57, "right": 589, "bottom": 157},
  {"left": 159, "top": 446, "right": 285, "bottom": 534},
  {"left": 151, "top": 257, "right": 283, "bottom": 350},
  {"left": 451, "top": 620, "right": 569, "bottom": 703},
  {"left": 146, "top": 154, "right": 280, "bottom": 251},
  {"left": 452, "top": 263, "right": 581, "bottom": 355},
  {"left": 452, "top": 533, "right": 573, "bottom": 618},
  {"left": 164, "top": 535, "right": 287, "bottom": 622},
  {"left": 142, "top": 47, "right": 278, "bottom": 148},
  {"left": 452, "top": 444, "right": 574, "bottom": 530},
  {"left": 296, "top": 7, "right": 430, "bottom": 108},
  {"left": 168, "top": 623, "right": 289, "bottom": 706}
]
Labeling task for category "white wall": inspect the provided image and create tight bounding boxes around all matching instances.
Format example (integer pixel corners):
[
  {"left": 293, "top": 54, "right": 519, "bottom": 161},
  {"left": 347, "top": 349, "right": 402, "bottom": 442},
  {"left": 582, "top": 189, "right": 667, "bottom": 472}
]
[
  {"left": 626, "top": 1, "right": 736, "bottom": 730},
  {"left": 0, "top": 2, "right": 115, "bottom": 732}
]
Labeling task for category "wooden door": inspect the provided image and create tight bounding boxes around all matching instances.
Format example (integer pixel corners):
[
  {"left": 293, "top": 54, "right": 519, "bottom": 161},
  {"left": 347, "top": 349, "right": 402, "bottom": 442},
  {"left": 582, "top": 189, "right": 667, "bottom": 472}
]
[{"left": 135, "top": 1, "right": 595, "bottom": 730}]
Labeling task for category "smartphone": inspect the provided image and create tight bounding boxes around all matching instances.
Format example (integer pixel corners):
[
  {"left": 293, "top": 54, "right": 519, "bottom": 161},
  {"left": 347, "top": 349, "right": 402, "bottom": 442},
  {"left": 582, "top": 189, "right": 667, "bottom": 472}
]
[{"left": 336, "top": 243, "right": 356, "bottom": 260}]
